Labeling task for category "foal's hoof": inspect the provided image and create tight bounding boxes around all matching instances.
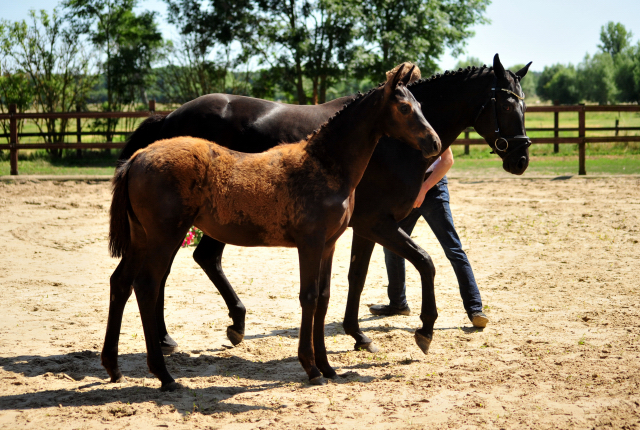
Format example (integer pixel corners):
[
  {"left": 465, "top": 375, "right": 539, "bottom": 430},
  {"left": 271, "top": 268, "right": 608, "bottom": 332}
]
[
  {"left": 414, "top": 331, "right": 432, "bottom": 354},
  {"left": 226, "top": 326, "right": 244, "bottom": 346},
  {"left": 310, "top": 376, "right": 327, "bottom": 385},
  {"left": 160, "top": 381, "right": 182, "bottom": 392},
  {"left": 110, "top": 374, "right": 126, "bottom": 384},
  {"left": 354, "top": 341, "right": 379, "bottom": 353}
]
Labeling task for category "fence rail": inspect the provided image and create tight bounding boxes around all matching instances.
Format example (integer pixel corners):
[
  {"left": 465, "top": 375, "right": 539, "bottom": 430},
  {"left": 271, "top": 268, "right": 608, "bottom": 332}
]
[{"left": 1, "top": 102, "right": 639, "bottom": 176}]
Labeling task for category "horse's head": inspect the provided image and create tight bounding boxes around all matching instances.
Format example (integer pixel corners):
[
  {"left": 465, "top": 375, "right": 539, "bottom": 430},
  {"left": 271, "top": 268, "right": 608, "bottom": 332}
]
[
  {"left": 380, "top": 62, "right": 441, "bottom": 158},
  {"left": 473, "top": 54, "right": 532, "bottom": 175}
]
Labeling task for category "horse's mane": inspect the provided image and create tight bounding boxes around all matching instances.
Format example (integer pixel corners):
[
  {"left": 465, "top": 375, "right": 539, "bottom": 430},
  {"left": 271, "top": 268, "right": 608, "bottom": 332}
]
[
  {"left": 407, "top": 65, "right": 521, "bottom": 89},
  {"left": 304, "top": 84, "right": 380, "bottom": 142}
]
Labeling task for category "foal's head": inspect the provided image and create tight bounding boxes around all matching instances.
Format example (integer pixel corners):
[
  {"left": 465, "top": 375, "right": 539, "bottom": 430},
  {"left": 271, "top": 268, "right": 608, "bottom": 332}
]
[{"left": 380, "top": 63, "right": 441, "bottom": 158}]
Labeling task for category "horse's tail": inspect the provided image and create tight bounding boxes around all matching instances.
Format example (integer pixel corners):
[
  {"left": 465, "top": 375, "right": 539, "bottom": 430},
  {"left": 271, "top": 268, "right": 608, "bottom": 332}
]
[
  {"left": 118, "top": 114, "right": 166, "bottom": 160},
  {"left": 109, "top": 159, "right": 135, "bottom": 258}
]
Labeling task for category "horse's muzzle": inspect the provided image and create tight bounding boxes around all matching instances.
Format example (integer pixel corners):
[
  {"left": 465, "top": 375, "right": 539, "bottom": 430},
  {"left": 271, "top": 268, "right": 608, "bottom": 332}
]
[{"left": 420, "top": 133, "right": 442, "bottom": 158}]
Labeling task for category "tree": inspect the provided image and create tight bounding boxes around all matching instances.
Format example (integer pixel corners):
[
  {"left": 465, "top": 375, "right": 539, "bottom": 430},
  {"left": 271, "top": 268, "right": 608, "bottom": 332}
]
[
  {"left": 577, "top": 52, "right": 615, "bottom": 104},
  {"left": 598, "top": 22, "right": 633, "bottom": 57},
  {"left": 62, "top": 0, "right": 162, "bottom": 141},
  {"left": 0, "top": 9, "right": 97, "bottom": 156},
  {"left": 614, "top": 41, "right": 640, "bottom": 103},
  {"left": 537, "top": 64, "right": 580, "bottom": 104},
  {"left": 454, "top": 56, "right": 483, "bottom": 70},
  {"left": 251, "top": 0, "right": 359, "bottom": 105},
  {"left": 353, "top": 0, "right": 490, "bottom": 82}
]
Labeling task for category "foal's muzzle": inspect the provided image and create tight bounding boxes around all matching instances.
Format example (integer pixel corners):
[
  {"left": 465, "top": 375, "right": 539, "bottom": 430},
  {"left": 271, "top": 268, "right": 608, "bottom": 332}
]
[{"left": 420, "top": 132, "right": 442, "bottom": 158}]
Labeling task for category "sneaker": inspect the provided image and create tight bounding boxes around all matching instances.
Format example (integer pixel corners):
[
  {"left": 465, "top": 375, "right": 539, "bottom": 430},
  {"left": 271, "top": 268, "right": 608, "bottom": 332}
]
[
  {"left": 369, "top": 304, "right": 411, "bottom": 316},
  {"left": 470, "top": 311, "right": 489, "bottom": 328}
]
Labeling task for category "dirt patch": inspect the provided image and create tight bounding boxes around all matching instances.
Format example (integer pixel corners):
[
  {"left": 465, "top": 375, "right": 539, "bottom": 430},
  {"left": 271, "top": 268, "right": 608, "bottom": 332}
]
[{"left": 0, "top": 177, "right": 639, "bottom": 429}]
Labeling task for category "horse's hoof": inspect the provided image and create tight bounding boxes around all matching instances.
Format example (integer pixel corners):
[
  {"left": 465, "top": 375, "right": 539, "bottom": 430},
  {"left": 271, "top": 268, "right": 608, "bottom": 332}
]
[
  {"left": 310, "top": 376, "right": 327, "bottom": 385},
  {"left": 323, "top": 369, "right": 338, "bottom": 379},
  {"left": 414, "top": 331, "right": 432, "bottom": 354},
  {"left": 160, "top": 381, "right": 182, "bottom": 392},
  {"left": 354, "top": 342, "right": 379, "bottom": 353},
  {"left": 226, "top": 326, "right": 244, "bottom": 346},
  {"left": 160, "top": 335, "right": 179, "bottom": 354},
  {"left": 161, "top": 345, "right": 179, "bottom": 355},
  {"left": 110, "top": 374, "right": 126, "bottom": 384}
]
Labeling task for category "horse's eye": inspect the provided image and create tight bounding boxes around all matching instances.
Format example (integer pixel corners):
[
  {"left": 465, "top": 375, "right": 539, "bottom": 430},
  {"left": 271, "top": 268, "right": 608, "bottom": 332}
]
[
  {"left": 399, "top": 104, "right": 411, "bottom": 114},
  {"left": 503, "top": 105, "right": 511, "bottom": 111}
]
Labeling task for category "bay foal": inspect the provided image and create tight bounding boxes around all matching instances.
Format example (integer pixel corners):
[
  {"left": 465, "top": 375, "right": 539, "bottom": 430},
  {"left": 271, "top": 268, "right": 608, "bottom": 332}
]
[{"left": 103, "top": 63, "right": 441, "bottom": 390}]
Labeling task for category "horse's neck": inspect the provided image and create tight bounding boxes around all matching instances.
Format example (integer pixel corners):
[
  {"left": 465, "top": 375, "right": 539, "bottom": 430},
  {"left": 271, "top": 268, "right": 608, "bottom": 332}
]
[
  {"left": 305, "top": 91, "right": 384, "bottom": 191},
  {"left": 412, "top": 71, "right": 493, "bottom": 149}
]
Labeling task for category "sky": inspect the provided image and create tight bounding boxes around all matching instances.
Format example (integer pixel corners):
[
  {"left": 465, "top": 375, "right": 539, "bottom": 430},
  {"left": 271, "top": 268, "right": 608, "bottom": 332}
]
[{"left": 2, "top": 0, "right": 640, "bottom": 72}]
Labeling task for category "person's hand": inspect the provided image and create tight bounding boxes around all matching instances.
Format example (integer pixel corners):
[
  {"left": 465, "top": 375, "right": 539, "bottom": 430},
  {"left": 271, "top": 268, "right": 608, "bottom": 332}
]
[{"left": 414, "top": 190, "right": 426, "bottom": 208}]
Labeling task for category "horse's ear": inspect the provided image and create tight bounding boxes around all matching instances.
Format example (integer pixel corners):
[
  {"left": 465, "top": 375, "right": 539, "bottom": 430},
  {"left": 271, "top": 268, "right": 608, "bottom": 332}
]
[
  {"left": 493, "top": 54, "right": 506, "bottom": 80},
  {"left": 385, "top": 63, "right": 407, "bottom": 93},
  {"left": 400, "top": 64, "right": 417, "bottom": 86},
  {"left": 516, "top": 62, "right": 532, "bottom": 80}
]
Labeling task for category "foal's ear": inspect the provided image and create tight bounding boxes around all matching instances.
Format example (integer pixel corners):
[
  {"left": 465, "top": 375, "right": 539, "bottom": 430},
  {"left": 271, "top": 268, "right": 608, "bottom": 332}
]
[
  {"left": 493, "top": 53, "right": 506, "bottom": 80},
  {"left": 515, "top": 62, "right": 532, "bottom": 80},
  {"left": 400, "top": 64, "right": 418, "bottom": 86},
  {"left": 386, "top": 63, "right": 407, "bottom": 90}
]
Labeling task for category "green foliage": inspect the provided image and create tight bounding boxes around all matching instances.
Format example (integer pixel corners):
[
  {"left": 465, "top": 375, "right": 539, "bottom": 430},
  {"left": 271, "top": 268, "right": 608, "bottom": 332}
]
[
  {"left": 598, "top": 21, "right": 633, "bottom": 57},
  {"left": 537, "top": 64, "right": 580, "bottom": 104},
  {"left": 454, "top": 56, "right": 484, "bottom": 70},
  {"left": 577, "top": 52, "right": 616, "bottom": 104},
  {"left": 354, "top": 0, "right": 490, "bottom": 82},
  {"left": 614, "top": 42, "right": 640, "bottom": 103}
]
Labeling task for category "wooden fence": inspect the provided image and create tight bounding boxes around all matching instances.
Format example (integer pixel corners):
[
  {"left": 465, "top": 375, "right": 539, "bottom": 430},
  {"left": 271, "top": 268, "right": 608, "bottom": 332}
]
[{"left": 1, "top": 101, "right": 639, "bottom": 176}]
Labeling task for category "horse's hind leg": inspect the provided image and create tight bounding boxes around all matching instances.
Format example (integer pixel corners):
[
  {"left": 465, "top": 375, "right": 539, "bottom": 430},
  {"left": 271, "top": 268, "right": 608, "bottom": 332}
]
[
  {"left": 353, "top": 220, "right": 436, "bottom": 354},
  {"left": 102, "top": 224, "right": 145, "bottom": 383},
  {"left": 313, "top": 244, "right": 337, "bottom": 379},
  {"left": 156, "top": 248, "right": 180, "bottom": 354},
  {"left": 193, "top": 236, "right": 246, "bottom": 346},
  {"left": 343, "top": 233, "right": 378, "bottom": 352}
]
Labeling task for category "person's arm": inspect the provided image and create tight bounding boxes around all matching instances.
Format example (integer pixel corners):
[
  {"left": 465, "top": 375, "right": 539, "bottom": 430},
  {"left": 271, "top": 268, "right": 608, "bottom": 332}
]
[{"left": 413, "top": 147, "right": 454, "bottom": 208}]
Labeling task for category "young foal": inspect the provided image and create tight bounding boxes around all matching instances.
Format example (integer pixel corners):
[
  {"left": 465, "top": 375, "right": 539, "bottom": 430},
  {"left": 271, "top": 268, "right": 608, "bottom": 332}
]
[{"left": 103, "top": 63, "right": 441, "bottom": 390}]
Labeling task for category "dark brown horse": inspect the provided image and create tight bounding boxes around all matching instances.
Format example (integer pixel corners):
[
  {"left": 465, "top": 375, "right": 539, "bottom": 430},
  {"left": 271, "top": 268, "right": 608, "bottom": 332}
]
[
  {"left": 118, "top": 54, "right": 531, "bottom": 355},
  {"left": 103, "top": 63, "right": 440, "bottom": 390}
]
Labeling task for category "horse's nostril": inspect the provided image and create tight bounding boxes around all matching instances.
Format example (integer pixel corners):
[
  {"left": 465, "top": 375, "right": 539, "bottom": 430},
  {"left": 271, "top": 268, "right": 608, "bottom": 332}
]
[{"left": 517, "top": 156, "right": 527, "bottom": 170}]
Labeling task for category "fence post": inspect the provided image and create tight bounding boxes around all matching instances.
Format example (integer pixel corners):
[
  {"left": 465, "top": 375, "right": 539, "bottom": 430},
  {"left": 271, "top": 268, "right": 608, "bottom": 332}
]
[
  {"left": 9, "top": 103, "right": 18, "bottom": 175},
  {"left": 148, "top": 99, "right": 155, "bottom": 114},
  {"left": 615, "top": 118, "right": 619, "bottom": 136},
  {"left": 76, "top": 103, "right": 82, "bottom": 158},
  {"left": 464, "top": 129, "right": 469, "bottom": 155},
  {"left": 553, "top": 101, "right": 559, "bottom": 153},
  {"left": 578, "top": 105, "right": 586, "bottom": 175}
]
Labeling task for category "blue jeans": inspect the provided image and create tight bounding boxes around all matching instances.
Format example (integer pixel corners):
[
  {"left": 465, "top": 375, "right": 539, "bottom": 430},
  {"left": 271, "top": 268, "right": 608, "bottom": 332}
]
[{"left": 383, "top": 176, "right": 483, "bottom": 319}]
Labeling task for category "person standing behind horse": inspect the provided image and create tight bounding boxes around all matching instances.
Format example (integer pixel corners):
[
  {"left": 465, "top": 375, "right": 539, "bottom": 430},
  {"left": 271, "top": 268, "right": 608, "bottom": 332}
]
[{"left": 369, "top": 146, "right": 489, "bottom": 328}]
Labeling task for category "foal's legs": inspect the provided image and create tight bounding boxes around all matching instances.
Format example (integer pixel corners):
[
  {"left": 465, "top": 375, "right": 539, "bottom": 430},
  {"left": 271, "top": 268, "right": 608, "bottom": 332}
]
[
  {"left": 348, "top": 220, "right": 437, "bottom": 354},
  {"left": 134, "top": 240, "right": 184, "bottom": 391},
  {"left": 313, "top": 245, "right": 337, "bottom": 379},
  {"left": 296, "top": 237, "right": 326, "bottom": 385},
  {"left": 192, "top": 236, "right": 246, "bottom": 345},
  {"left": 102, "top": 222, "right": 146, "bottom": 382}
]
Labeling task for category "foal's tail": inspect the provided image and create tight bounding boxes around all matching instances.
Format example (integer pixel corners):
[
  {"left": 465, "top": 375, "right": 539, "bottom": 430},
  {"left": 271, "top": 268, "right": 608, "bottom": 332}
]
[
  {"left": 109, "top": 159, "right": 134, "bottom": 258},
  {"left": 118, "top": 114, "right": 166, "bottom": 161}
]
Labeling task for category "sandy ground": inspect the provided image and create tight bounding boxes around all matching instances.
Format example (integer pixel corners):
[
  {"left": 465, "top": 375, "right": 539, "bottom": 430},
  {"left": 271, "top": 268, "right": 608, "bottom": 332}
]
[{"left": 0, "top": 176, "right": 639, "bottom": 430}]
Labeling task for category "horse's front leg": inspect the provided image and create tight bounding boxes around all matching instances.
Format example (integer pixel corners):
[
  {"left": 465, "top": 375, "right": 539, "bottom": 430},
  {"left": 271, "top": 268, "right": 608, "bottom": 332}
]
[
  {"left": 296, "top": 237, "right": 326, "bottom": 385},
  {"left": 193, "top": 236, "right": 247, "bottom": 346},
  {"left": 353, "top": 219, "right": 437, "bottom": 354},
  {"left": 313, "top": 244, "right": 337, "bottom": 379},
  {"left": 343, "top": 233, "right": 378, "bottom": 352}
]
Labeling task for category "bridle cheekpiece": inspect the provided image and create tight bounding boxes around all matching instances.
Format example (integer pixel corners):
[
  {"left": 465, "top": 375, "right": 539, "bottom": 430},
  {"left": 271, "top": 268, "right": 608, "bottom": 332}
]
[{"left": 474, "top": 76, "right": 531, "bottom": 154}]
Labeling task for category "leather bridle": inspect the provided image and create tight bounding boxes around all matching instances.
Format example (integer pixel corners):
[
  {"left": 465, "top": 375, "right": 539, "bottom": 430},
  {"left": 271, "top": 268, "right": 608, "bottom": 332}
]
[{"left": 473, "top": 76, "right": 531, "bottom": 155}]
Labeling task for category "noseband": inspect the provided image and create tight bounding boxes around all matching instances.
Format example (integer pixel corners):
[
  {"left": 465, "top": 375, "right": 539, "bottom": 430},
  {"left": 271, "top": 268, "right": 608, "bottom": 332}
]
[{"left": 474, "top": 76, "right": 531, "bottom": 155}]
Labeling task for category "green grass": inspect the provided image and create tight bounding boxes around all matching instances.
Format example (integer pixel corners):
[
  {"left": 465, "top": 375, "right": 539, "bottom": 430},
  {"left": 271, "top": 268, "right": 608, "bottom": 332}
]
[{"left": 0, "top": 149, "right": 119, "bottom": 176}]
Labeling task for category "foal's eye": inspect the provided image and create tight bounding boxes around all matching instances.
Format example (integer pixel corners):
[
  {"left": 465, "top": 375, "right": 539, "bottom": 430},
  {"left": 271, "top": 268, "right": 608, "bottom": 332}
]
[{"left": 399, "top": 104, "right": 412, "bottom": 114}]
